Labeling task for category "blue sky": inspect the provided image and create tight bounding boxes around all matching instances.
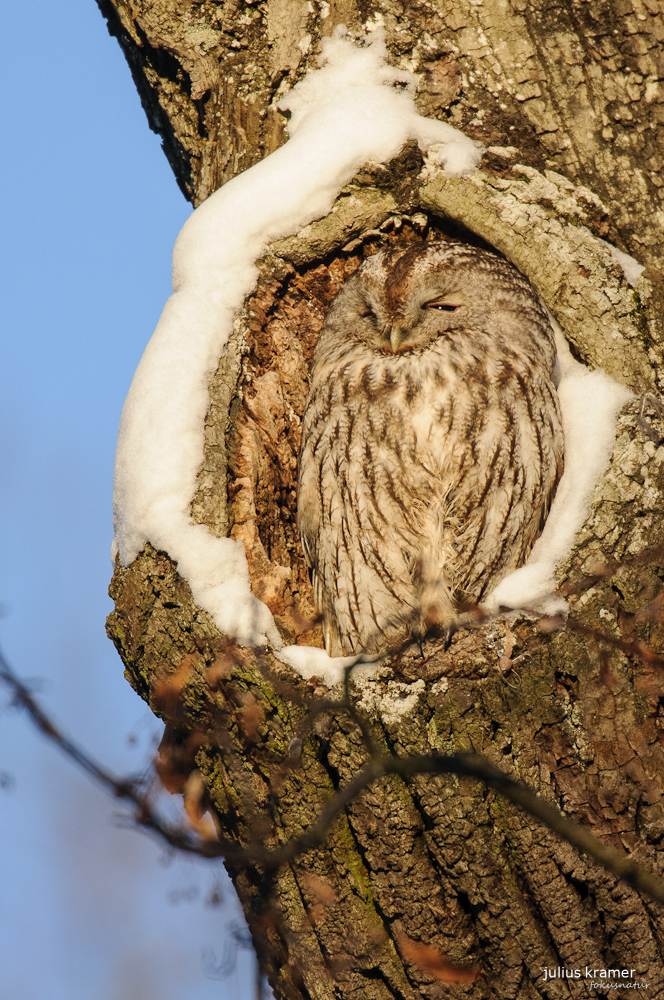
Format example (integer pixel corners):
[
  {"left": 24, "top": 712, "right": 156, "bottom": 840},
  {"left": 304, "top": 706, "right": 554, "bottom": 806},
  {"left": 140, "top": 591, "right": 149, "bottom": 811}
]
[{"left": 1, "top": 2, "right": 257, "bottom": 997}]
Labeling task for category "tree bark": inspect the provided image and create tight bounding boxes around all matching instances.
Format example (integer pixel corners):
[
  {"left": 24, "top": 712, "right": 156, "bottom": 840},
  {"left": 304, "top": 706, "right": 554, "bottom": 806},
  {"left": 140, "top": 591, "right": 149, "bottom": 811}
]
[{"left": 100, "top": 2, "right": 664, "bottom": 997}]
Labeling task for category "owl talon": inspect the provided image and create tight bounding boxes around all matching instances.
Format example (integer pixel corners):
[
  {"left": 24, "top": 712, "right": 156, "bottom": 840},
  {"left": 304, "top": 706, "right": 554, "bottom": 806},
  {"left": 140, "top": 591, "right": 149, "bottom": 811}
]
[{"left": 443, "top": 622, "right": 456, "bottom": 652}]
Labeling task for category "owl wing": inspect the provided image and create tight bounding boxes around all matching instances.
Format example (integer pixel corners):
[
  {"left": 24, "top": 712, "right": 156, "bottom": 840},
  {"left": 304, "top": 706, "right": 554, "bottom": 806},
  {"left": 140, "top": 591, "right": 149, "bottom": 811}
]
[
  {"left": 297, "top": 459, "right": 346, "bottom": 656},
  {"left": 412, "top": 348, "right": 563, "bottom": 604}
]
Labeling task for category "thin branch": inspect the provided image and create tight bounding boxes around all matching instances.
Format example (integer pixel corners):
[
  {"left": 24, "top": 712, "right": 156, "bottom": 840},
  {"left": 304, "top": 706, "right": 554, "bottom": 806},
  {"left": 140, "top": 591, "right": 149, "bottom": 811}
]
[
  {"left": 563, "top": 615, "right": 664, "bottom": 669},
  {"left": 0, "top": 649, "right": 137, "bottom": 798}
]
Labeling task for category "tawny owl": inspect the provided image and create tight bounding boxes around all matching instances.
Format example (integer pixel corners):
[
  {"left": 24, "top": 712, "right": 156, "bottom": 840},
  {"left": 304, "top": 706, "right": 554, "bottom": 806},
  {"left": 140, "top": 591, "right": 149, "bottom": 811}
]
[{"left": 297, "top": 241, "right": 564, "bottom": 657}]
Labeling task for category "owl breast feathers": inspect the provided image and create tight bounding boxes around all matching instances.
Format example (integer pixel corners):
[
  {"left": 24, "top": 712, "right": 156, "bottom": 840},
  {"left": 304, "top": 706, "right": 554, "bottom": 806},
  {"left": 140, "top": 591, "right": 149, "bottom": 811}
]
[{"left": 297, "top": 241, "right": 564, "bottom": 657}]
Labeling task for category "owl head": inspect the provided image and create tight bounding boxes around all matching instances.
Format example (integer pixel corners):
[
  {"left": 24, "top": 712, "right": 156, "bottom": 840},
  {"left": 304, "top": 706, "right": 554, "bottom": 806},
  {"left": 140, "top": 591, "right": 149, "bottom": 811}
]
[{"left": 322, "top": 241, "right": 555, "bottom": 363}]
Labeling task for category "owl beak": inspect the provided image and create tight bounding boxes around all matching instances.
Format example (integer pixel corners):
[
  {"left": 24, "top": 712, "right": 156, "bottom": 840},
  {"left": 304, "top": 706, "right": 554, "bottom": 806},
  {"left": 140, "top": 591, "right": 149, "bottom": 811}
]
[{"left": 390, "top": 326, "right": 406, "bottom": 352}]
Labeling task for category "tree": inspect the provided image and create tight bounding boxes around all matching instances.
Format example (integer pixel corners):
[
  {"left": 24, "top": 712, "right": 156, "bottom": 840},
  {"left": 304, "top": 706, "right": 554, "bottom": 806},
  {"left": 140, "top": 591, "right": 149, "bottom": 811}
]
[{"left": 98, "top": 2, "right": 664, "bottom": 997}]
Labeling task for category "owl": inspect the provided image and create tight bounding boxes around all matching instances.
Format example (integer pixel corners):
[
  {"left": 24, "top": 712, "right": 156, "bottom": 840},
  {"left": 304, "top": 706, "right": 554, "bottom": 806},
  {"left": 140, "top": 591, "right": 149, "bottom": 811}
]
[{"left": 297, "top": 241, "right": 564, "bottom": 657}]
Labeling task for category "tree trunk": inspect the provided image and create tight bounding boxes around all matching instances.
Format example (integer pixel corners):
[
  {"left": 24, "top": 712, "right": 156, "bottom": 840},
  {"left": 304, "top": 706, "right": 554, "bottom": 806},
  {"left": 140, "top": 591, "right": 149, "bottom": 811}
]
[{"left": 100, "top": 2, "right": 664, "bottom": 997}]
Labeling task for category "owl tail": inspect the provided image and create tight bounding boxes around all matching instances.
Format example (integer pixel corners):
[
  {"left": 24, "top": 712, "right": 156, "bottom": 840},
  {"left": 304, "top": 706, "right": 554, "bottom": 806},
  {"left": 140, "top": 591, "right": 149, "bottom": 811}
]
[{"left": 413, "top": 553, "right": 457, "bottom": 639}]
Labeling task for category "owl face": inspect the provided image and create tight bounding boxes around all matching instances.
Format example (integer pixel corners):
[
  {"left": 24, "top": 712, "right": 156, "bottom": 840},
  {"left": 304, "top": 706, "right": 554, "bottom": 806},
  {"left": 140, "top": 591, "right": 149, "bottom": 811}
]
[{"left": 324, "top": 241, "right": 554, "bottom": 362}]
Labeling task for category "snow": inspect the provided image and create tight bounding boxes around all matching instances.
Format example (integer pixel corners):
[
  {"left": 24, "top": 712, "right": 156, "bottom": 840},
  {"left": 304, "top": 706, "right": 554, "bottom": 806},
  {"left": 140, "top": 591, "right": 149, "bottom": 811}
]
[
  {"left": 276, "top": 645, "right": 379, "bottom": 686},
  {"left": 597, "top": 237, "right": 645, "bottom": 287},
  {"left": 485, "top": 323, "right": 633, "bottom": 615},
  {"left": 113, "top": 28, "right": 481, "bottom": 648}
]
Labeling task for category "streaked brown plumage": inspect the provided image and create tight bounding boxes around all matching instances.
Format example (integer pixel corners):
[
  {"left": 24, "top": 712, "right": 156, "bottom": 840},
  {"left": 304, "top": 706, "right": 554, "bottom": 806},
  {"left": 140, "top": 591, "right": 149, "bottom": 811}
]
[{"left": 297, "top": 242, "right": 564, "bottom": 656}]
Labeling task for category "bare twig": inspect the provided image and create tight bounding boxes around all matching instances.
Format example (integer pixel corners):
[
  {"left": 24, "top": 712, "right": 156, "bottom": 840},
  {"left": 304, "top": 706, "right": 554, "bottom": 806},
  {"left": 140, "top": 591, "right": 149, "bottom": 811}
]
[{"left": 564, "top": 615, "right": 664, "bottom": 669}]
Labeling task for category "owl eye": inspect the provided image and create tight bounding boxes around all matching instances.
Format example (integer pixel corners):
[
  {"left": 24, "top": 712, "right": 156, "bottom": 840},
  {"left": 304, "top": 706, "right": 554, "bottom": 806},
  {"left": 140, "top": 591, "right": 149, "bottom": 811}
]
[
  {"left": 358, "top": 304, "right": 376, "bottom": 320},
  {"left": 423, "top": 292, "right": 465, "bottom": 312},
  {"left": 424, "top": 299, "right": 460, "bottom": 312}
]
